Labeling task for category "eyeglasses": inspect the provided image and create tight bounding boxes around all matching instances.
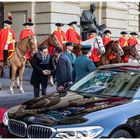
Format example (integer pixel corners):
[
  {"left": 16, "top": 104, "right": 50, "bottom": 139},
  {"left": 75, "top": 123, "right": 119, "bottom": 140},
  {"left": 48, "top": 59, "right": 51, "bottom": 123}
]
[{"left": 42, "top": 51, "right": 48, "bottom": 53}]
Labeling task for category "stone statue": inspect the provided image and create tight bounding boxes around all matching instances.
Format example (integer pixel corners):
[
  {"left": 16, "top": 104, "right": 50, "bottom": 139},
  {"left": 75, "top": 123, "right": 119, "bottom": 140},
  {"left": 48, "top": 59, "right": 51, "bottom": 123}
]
[{"left": 80, "top": 3, "right": 106, "bottom": 40}]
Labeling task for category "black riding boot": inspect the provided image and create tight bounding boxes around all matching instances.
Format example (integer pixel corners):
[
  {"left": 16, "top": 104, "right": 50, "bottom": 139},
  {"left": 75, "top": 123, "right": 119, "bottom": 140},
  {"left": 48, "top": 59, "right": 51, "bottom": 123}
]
[{"left": 3, "top": 50, "right": 8, "bottom": 66}]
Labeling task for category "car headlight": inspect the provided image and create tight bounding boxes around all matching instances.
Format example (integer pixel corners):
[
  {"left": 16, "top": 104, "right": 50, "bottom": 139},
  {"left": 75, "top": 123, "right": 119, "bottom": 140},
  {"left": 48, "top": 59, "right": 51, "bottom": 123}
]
[
  {"left": 2, "top": 111, "right": 9, "bottom": 126},
  {"left": 55, "top": 126, "right": 104, "bottom": 138}
]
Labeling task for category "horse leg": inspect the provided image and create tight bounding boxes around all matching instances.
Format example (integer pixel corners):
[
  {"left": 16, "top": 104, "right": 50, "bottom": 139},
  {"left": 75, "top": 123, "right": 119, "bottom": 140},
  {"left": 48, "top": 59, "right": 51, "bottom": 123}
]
[
  {"left": 48, "top": 75, "right": 54, "bottom": 86},
  {"left": 18, "top": 66, "right": 25, "bottom": 93},
  {"left": 10, "top": 67, "right": 17, "bottom": 94},
  {"left": 0, "top": 62, "right": 4, "bottom": 90},
  {"left": 16, "top": 69, "right": 20, "bottom": 88}
]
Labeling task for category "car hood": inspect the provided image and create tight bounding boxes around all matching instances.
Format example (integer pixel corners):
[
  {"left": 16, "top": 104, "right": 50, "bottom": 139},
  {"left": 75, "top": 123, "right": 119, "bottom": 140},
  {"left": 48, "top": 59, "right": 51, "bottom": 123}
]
[{"left": 8, "top": 91, "right": 129, "bottom": 126}]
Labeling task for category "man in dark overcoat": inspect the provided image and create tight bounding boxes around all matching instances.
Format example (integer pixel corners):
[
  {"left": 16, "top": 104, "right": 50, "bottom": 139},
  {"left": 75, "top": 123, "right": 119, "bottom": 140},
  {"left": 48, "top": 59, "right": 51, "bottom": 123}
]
[{"left": 30, "top": 46, "right": 54, "bottom": 97}]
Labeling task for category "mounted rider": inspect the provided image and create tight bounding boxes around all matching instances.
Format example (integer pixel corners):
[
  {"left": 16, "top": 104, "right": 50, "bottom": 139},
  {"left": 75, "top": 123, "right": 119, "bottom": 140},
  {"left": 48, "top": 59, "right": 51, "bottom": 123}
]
[
  {"left": 53, "top": 23, "right": 67, "bottom": 52},
  {"left": 128, "top": 32, "right": 138, "bottom": 47},
  {"left": 0, "top": 14, "right": 16, "bottom": 65},
  {"left": 19, "top": 18, "right": 35, "bottom": 60},
  {"left": 66, "top": 21, "right": 81, "bottom": 44},
  {"left": 118, "top": 31, "right": 128, "bottom": 62}
]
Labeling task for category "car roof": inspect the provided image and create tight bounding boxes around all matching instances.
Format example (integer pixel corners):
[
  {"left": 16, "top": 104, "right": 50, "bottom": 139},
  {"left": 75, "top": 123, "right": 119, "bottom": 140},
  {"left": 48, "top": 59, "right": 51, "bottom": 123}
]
[{"left": 97, "top": 63, "right": 140, "bottom": 71}]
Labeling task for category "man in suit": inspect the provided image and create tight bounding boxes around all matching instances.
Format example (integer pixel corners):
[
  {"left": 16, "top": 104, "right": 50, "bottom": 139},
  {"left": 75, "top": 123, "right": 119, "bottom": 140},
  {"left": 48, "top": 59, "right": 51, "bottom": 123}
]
[
  {"left": 54, "top": 47, "right": 73, "bottom": 93},
  {"left": 30, "top": 46, "right": 54, "bottom": 97},
  {"left": 73, "top": 45, "right": 96, "bottom": 82},
  {"left": 63, "top": 42, "right": 76, "bottom": 66}
]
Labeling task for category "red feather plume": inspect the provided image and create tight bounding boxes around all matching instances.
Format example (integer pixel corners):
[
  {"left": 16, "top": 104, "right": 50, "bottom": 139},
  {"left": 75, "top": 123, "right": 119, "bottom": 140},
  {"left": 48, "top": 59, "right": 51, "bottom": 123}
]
[
  {"left": 8, "top": 15, "right": 12, "bottom": 20},
  {"left": 28, "top": 18, "right": 32, "bottom": 22}
]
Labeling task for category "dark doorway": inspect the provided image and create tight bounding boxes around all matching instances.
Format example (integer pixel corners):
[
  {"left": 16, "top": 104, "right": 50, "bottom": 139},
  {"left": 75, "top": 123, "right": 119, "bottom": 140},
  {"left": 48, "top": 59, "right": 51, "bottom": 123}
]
[{"left": 0, "top": 2, "right": 4, "bottom": 29}]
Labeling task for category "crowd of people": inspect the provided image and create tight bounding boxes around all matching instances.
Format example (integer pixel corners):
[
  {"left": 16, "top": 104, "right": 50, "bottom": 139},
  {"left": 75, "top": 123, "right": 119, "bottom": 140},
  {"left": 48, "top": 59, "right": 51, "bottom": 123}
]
[{"left": 0, "top": 14, "right": 139, "bottom": 98}]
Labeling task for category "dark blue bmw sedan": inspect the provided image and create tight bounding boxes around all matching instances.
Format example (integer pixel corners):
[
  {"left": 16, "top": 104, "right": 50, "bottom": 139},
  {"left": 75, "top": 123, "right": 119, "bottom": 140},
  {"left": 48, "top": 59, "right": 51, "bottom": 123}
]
[{"left": 2, "top": 63, "right": 140, "bottom": 138}]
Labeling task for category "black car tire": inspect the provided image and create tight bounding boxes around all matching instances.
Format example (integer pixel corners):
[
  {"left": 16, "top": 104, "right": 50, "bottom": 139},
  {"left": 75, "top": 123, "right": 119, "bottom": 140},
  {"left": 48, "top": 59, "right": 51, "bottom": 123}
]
[{"left": 110, "top": 129, "right": 132, "bottom": 138}]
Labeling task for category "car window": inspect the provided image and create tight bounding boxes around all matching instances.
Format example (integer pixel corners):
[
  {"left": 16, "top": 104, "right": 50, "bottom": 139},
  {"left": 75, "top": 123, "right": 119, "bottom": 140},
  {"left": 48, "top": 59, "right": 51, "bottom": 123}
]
[
  {"left": 119, "top": 76, "right": 140, "bottom": 98},
  {"left": 70, "top": 69, "right": 138, "bottom": 98}
]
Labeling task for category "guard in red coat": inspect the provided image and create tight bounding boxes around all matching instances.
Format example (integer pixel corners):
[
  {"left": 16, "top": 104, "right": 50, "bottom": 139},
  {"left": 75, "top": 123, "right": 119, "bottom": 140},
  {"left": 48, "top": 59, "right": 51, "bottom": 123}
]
[
  {"left": 102, "top": 30, "right": 112, "bottom": 46},
  {"left": 118, "top": 31, "right": 128, "bottom": 62},
  {"left": 66, "top": 21, "right": 81, "bottom": 44},
  {"left": 88, "top": 30, "right": 96, "bottom": 40},
  {"left": 102, "top": 30, "right": 115, "bottom": 60},
  {"left": 20, "top": 18, "right": 35, "bottom": 40},
  {"left": 128, "top": 32, "right": 138, "bottom": 47},
  {"left": 88, "top": 30, "right": 100, "bottom": 67},
  {"left": 0, "top": 15, "right": 16, "bottom": 65},
  {"left": 53, "top": 23, "right": 67, "bottom": 52},
  {"left": 19, "top": 18, "right": 35, "bottom": 60},
  {"left": 118, "top": 31, "right": 128, "bottom": 47}
]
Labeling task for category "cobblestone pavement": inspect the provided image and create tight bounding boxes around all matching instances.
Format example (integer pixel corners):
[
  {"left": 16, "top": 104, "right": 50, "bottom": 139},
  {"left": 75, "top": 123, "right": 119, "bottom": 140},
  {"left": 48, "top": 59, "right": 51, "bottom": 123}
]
[{"left": 0, "top": 78, "right": 56, "bottom": 108}]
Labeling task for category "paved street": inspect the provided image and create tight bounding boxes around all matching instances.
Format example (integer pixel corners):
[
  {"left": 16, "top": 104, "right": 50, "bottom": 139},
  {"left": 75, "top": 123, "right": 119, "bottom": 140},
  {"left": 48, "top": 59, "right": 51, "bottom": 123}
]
[{"left": 0, "top": 77, "right": 56, "bottom": 109}]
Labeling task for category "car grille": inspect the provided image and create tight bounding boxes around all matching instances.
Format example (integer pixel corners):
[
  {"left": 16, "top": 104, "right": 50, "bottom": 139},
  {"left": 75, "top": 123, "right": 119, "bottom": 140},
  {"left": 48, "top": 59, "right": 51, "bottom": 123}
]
[
  {"left": 27, "top": 124, "right": 56, "bottom": 138},
  {"left": 8, "top": 119, "right": 27, "bottom": 137}
]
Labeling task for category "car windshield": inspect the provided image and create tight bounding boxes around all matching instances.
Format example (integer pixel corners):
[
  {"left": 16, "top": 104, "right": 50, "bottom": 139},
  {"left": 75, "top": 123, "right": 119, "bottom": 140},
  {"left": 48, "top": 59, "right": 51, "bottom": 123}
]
[{"left": 70, "top": 69, "right": 140, "bottom": 99}]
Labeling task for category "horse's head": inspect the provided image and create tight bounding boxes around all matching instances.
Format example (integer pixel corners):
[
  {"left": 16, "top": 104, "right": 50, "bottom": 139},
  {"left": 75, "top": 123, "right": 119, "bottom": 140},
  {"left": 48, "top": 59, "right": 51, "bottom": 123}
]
[
  {"left": 114, "top": 41, "right": 124, "bottom": 56},
  {"left": 18, "top": 35, "right": 37, "bottom": 57},
  {"left": 28, "top": 35, "right": 37, "bottom": 50},
  {"left": 105, "top": 40, "right": 124, "bottom": 56},
  {"left": 47, "top": 33, "right": 62, "bottom": 48},
  {"left": 122, "top": 45, "right": 140, "bottom": 60},
  {"left": 129, "top": 46, "right": 140, "bottom": 60},
  {"left": 95, "top": 36, "right": 105, "bottom": 54}
]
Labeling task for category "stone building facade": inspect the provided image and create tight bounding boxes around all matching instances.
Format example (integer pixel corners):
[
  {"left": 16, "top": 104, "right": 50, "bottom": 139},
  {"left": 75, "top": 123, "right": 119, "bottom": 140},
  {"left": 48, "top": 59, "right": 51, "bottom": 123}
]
[{"left": 2, "top": 2, "right": 140, "bottom": 42}]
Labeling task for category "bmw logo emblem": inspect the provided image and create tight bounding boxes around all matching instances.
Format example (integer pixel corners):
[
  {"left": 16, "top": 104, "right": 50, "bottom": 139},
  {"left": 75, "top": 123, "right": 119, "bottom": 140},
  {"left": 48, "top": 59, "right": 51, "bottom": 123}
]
[{"left": 29, "top": 116, "right": 35, "bottom": 121}]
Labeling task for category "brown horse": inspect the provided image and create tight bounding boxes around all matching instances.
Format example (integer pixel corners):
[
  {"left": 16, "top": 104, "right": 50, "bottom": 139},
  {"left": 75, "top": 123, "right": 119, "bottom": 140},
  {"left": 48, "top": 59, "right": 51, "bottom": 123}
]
[
  {"left": 38, "top": 33, "right": 62, "bottom": 52},
  {"left": 100, "top": 40, "right": 124, "bottom": 65},
  {"left": 0, "top": 36, "right": 37, "bottom": 94},
  {"left": 122, "top": 45, "right": 140, "bottom": 62}
]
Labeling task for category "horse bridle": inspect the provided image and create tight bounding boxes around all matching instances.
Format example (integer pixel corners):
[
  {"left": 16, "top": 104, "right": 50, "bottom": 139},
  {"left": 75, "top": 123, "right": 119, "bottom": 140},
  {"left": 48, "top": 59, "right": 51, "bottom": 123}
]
[
  {"left": 15, "top": 36, "right": 35, "bottom": 65},
  {"left": 95, "top": 36, "right": 104, "bottom": 53},
  {"left": 17, "top": 36, "right": 35, "bottom": 53}
]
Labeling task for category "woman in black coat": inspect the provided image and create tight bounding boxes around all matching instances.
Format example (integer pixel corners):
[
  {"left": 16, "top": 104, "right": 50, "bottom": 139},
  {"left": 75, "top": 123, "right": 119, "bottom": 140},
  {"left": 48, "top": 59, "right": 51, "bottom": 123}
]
[{"left": 30, "top": 46, "right": 54, "bottom": 97}]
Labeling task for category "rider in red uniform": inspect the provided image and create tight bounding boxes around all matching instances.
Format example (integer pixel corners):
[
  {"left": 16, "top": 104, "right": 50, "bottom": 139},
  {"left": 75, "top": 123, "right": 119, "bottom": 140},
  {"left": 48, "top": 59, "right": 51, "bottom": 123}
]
[
  {"left": 0, "top": 15, "right": 16, "bottom": 65},
  {"left": 19, "top": 18, "right": 35, "bottom": 60},
  {"left": 102, "top": 30, "right": 115, "bottom": 60},
  {"left": 102, "top": 30, "right": 111, "bottom": 46},
  {"left": 88, "top": 30, "right": 100, "bottom": 67},
  {"left": 66, "top": 21, "right": 81, "bottom": 44},
  {"left": 118, "top": 31, "right": 128, "bottom": 62},
  {"left": 53, "top": 23, "right": 67, "bottom": 52},
  {"left": 128, "top": 32, "right": 138, "bottom": 47}
]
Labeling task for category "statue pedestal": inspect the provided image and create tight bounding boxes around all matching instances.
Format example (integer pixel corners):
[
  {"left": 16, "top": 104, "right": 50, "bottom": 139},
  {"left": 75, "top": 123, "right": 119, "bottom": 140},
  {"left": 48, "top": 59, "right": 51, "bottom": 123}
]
[{"left": 81, "top": 32, "right": 88, "bottom": 41}]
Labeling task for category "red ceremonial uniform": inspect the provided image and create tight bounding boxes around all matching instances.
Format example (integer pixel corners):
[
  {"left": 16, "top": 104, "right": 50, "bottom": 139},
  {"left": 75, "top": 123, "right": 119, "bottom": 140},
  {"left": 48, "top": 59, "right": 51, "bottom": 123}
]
[
  {"left": 66, "top": 27, "right": 81, "bottom": 44},
  {"left": 20, "top": 28, "right": 35, "bottom": 40},
  {"left": 19, "top": 28, "right": 35, "bottom": 59},
  {"left": 88, "top": 35, "right": 100, "bottom": 62},
  {"left": 88, "top": 35, "right": 95, "bottom": 40},
  {"left": 102, "top": 36, "right": 115, "bottom": 60},
  {"left": 118, "top": 37, "right": 128, "bottom": 62},
  {"left": 0, "top": 27, "right": 16, "bottom": 60},
  {"left": 53, "top": 30, "right": 67, "bottom": 52},
  {"left": 128, "top": 37, "right": 138, "bottom": 47},
  {"left": 102, "top": 36, "right": 111, "bottom": 46},
  {"left": 118, "top": 37, "right": 128, "bottom": 47}
]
